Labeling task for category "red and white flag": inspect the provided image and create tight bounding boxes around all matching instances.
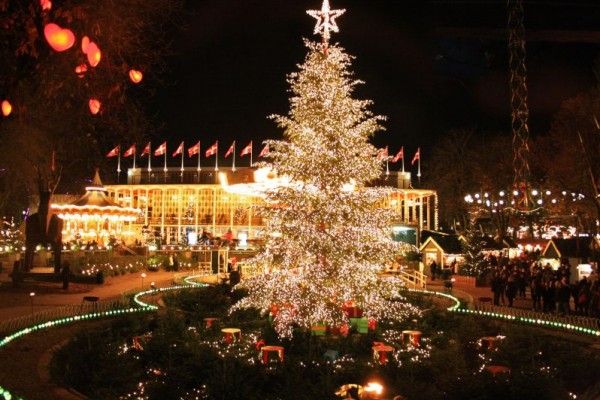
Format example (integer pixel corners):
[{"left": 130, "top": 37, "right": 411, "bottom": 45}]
[
  {"left": 123, "top": 144, "right": 136, "bottom": 157},
  {"left": 154, "top": 142, "right": 167, "bottom": 156},
  {"left": 225, "top": 141, "right": 235, "bottom": 158},
  {"left": 205, "top": 141, "right": 218, "bottom": 157},
  {"left": 240, "top": 141, "right": 252, "bottom": 157},
  {"left": 259, "top": 144, "right": 269, "bottom": 157},
  {"left": 377, "top": 146, "right": 388, "bottom": 160},
  {"left": 188, "top": 141, "right": 200, "bottom": 157},
  {"left": 172, "top": 141, "right": 184, "bottom": 157},
  {"left": 391, "top": 147, "right": 404, "bottom": 163},
  {"left": 106, "top": 145, "right": 120, "bottom": 158},
  {"left": 141, "top": 142, "right": 151, "bottom": 157},
  {"left": 411, "top": 148, "right": 420, "bottom": 165}
]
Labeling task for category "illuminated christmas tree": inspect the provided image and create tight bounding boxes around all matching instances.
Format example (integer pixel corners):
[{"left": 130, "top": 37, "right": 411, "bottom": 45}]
[{"left": 234, "top": 2, "right": 419, "bottom": 338}]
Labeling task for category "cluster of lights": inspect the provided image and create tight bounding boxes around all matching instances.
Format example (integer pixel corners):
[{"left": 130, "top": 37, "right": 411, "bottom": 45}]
[
  {"left": 464, "top": 189, "right": 585, "bottom": 213},
  {"left": 79, "top": 261, "right": 146, "bottom": 276},
  {"left": 453, "top": 308, "right": 600, "bottom": 336}
]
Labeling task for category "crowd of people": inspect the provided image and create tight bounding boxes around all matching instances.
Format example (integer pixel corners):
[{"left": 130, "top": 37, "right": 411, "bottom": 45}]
[{"left": 487, "top": 254, "right": 600, "bottom": 317}]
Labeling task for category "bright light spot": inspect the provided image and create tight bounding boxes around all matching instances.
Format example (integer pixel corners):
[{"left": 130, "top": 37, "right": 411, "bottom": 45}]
[{"left": 364, "top": 382, "right": 383, "bottom": 396}]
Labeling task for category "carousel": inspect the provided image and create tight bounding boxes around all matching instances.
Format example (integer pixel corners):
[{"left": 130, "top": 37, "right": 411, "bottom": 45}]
[{"left": 51, "top": 170, "right": 140, "bottom": 246}]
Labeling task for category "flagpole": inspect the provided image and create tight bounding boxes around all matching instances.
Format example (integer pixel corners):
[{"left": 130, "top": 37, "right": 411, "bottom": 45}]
[
  {"left": 417, "top": 149, "right": 421, "bottom": 185},
  {"left": 197, "top": 142, "right": 201, "bottom": 171},
  {"left": 163, "top": 148, "right": 167, "bottom": 185},
  {"left": 180, "top": 144, "right": 184, "bottom": 182},
  {"left": 401, "top": 148, "right": 405, "bottom": 173},
  {"left": 386, "top": 159, "right": 389, "bottom": 176},
  {"left": 232, "top": 141, "right": 236, "bottom": 172},
  {"left": 133, "top": 148, "right": 136, "bottom": 170},
  {"left": 117, "top": 146, "right": 121, "bottom": 183},
  {"left": 148, "top": 142, "right": 152, "bottom": 172},
  {"left": 215, "top": 141, "right": 219, "bottom": 171}
]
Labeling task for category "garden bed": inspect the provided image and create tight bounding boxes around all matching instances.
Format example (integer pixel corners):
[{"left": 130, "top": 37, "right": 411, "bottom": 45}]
[{"left": 50, "top": 285, "right": 600, "bottom": 400}]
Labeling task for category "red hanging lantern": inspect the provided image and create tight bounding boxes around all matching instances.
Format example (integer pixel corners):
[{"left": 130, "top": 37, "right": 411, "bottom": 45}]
[
  {"left": 129, "top": 69, "right": 143, "bottom": 84},
  {"left": 44, "top": 23, "right": 75, "bottom": 52},
  {"left": 1, "top": 100, "right": 12, "bottom": 117},
  {"left": 75, "top": 64, "right": 88, "bottom": 78},
  {"left": 86, "top": 42, "right": 101, "bottom": 67},
  {"left": 88, "top": 98, "right": 101, "bottom": 115},
  {"left": 81, "top": 36, "right": 90, "bottom": 54},
  {"left": 40, "top": 0, "right": 52, "bottom": 11}
]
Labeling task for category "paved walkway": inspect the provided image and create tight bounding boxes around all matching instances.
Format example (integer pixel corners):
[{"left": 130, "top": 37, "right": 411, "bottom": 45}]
[{"left": 0, "top": 269, "right": 179, "bottom": 321}]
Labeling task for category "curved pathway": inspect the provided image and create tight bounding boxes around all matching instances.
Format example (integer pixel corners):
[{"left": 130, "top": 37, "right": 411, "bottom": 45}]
[{"left": 0, "top": 273, "right": 597, "bottom": 400}]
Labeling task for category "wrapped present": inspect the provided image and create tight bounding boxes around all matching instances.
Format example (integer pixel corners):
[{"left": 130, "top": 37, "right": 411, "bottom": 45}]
[
  {"left": 401, "top": 330, "right": 422, "bottom": 347},
  {"left": 261, "top": 345, "right": 285, "bottom": 364},
  {"left": 350, "top": 317, "right": 369, "bottom": 334},
  {"left": 344, "top": 306, "right": 363, "bottom": 318},
  {"left": 203, "top": 317, "right": 219, "bottom": 329},
  {"left": 221, "top": 328, "right": 241, "bottom": 344},
  {"left": 311, "top": 325, "right": 327, "bottom": 336},
  {"left": 329, "top": 323, "right": 350, "bottom": 337},
  {"left": 372, "top": 344, "right": 394, "bottom": 364},
  {"left": 368, "top": 318, "right": 377, "bottom": 331}
]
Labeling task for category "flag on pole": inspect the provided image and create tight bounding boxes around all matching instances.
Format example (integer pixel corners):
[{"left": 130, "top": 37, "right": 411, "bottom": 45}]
[
  {"left": 123, "top": 144, "right": 136, "bottom": 157},
  {"left": 377, "top": 146, "right": 388, "bottom": 160},
  {"left": 240, "top": 141, "right": 252, "bottom": 156},
  {"left": 411, "top": 148, "right": 420, "bottom": 165},
  {"left": 172, "top": 141, "right": 184, "bottom": 157},
  {"left": 141, "top": 142, "right": 151, "bottom": 157},
  {"left": 225, "top": 141, "right": 235, "bottom": 158},
  {"left": 259, "top": 144, "right": 269, "bottom": 157},
  {"left": 205, "top": 141, "right": 218, "bottom": 157},
  {"left": 188, "top": 141, "right": 200, "bottom": 157},
  {"left": 106, "top": 145, "right": 120, "bottom": 158},
  {"left": 154, "top": 142, "right": 167, "bottom": 156},
  {"left": 391, "top": 147, "right": 404, "bottom": 163}
]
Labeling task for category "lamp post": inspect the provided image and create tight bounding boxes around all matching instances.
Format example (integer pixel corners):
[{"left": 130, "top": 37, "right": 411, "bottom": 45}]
[
  {"left": 141, "top": 272, "right": 147, "bottom": 290},
  {"left": 29, "top": 292, "right": 35, "bottom": 314}
]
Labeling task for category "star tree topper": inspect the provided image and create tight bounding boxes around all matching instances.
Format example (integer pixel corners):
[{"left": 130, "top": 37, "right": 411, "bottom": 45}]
[{"left": 307, "top": 0, "right": 345, "bottom": 46}]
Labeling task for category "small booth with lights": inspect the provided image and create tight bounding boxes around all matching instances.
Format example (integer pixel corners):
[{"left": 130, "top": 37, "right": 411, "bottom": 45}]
[
  {"left": 51, "top": 170, "right": 140, "bottom": 247},
  {"left": 419, "top": 231, "right": 464, "bottom": 274},
  {"left": 541, "top": 237, "right": 599, "bottom": 280}
]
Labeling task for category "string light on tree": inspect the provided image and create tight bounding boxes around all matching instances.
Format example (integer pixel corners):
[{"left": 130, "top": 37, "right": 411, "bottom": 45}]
[
  {"left": 306, "top": 0, "right": 345, "bottom": 46},
  {"left": 234, "top": 8, "right": 418, "bottom": 337}
]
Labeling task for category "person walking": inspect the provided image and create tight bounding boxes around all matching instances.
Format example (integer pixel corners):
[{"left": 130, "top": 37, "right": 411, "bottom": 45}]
[
  {"left": 505, "top": 272, "right": 518, "bottom": 307},
  {"left": 491, "top": 271, "right": 503, "bottom": 306}
]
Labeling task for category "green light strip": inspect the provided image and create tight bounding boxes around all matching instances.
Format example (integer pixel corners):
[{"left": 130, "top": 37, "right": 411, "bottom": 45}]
[
  {"left": 182, "top": 275, "right": 209, "bottom": 287},
  {"left": 0, "top": 283, "right": 205, "bottom": 400},
  {"left": 409, "top": 288, "right": 600, "bottom": 337},
  {"left": 0, "top": 282, "right": 596, "bottom": 400},
  {"left": 454, "top": 308, "right": 600, "bottom": 337}
]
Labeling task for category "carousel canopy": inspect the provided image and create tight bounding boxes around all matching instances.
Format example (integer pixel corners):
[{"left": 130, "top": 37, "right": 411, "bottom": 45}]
[{"left": 51, "top": 170, "right": 139, "bottom": 221}]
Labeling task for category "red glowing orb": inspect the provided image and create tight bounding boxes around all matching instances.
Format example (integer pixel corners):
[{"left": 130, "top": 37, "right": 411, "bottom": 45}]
[{"left": 44, "top": 23, "right": 75, "bottom": 52}]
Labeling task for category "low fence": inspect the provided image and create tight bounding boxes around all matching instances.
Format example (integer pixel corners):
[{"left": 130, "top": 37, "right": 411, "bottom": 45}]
[
  {"left": 472, "top": 302, "right": 600, "bottom": 331},
  {"left": 0, "top": 299, "right": 129, "bottom": 337}
]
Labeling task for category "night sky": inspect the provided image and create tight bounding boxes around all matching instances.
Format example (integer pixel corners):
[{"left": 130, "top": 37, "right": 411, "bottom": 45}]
[{"left": 147, "top": 0, "right": 600, "bottom": 163}]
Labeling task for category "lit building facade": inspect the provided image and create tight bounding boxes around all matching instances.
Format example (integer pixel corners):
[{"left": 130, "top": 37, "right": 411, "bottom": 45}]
[{"left": 103, "top": 167, "right": 438, "bottom": 245}]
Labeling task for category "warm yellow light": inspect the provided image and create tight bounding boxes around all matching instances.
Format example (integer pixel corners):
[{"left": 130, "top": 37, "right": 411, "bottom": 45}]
[
  {"left": 364, "top": 382, "right": 383, "bottom": 396},
  {"left": 129, "top": 69, "right": 143, "bottom": 84},
  {"left": 44, "top": 23, "right": 75, "bottom": 52},
  {"left": 1, "top": 100, "right": 12, "bottom": 116}
]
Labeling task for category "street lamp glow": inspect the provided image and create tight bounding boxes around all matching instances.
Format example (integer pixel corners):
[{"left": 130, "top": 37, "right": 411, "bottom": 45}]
[{"left": 364, "top": 381, "right": 384, "bottom": 396}]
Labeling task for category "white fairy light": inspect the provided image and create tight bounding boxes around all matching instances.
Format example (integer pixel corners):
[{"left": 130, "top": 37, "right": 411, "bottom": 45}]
[
  {"left": 233, "top": 40, "right": 419, "bottom": 337},
  {"left": 307, "top": 0, "right": 345, "bottom": 45}
]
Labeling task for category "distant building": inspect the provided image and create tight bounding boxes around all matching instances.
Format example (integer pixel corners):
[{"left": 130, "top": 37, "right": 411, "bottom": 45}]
[{"left": 95, "top": 167, "right": 438, "bottom": 245}]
